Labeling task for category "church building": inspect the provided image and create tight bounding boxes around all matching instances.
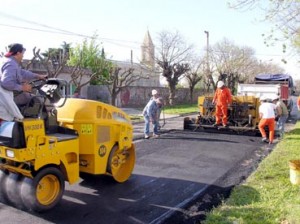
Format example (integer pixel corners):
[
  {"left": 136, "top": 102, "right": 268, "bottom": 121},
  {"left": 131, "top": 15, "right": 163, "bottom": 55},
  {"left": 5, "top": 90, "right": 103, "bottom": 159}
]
[{"left": 111, "top": 30, "right": 160, "bottom": 87}]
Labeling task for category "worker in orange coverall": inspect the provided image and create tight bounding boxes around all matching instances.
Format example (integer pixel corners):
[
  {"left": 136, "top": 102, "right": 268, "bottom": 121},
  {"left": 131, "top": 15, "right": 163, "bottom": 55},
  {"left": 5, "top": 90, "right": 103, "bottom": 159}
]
[{"left": 212, "top": 80, "right": 232, "bottom": 127}]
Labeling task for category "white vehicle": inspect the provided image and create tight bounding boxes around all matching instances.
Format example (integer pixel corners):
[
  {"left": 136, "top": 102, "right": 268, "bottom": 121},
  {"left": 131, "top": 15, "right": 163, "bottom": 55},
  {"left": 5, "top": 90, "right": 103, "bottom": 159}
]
[{"left": 237, "top": 74, "right": 295, "bottom": 115}]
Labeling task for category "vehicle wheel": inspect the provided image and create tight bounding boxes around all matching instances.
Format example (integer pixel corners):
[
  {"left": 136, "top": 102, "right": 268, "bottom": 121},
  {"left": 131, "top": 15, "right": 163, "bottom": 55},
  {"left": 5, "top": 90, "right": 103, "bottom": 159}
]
[
  {"left": 0, "top": 169, "right": 9, "bottom": 203},
  {"left": 107, "top": 144, "right": 136, "bottom": 183},
  {"left": 5, "top": 172, "right": 25, "bottom": 209},
  {"left": 20, "top": 167, "right": 65, "bottom": 212}
]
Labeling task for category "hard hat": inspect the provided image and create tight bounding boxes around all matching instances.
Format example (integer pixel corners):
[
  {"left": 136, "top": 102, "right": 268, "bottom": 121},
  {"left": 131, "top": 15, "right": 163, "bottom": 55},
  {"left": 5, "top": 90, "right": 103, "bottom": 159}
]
[
  {"left": 271, "top": 95, "right": 279, "bottom": 101},
  {"left": 152, "top": 89, "right": 158, "bottom": 95},
  {"left": 217, "top": 81, "right": 225, "bottom": 88},
  {"left": 260, "top": 95, "right": 267, "bottom": 101}
]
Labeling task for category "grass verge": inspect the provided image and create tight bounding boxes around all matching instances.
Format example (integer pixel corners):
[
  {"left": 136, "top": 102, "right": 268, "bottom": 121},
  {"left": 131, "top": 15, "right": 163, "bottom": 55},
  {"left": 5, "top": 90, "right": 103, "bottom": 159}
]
[
  {"left": 162, "top": 104, "right": 198, "bottom": 114},
  {"left": 129, "top": 104, "right": 198, "bottom": 122},
  {"left": 203, "top": 122, "right": 300, "bottom": 224},
  {"left": 129, "top": 115, "right": 143, "bottom": 122}
]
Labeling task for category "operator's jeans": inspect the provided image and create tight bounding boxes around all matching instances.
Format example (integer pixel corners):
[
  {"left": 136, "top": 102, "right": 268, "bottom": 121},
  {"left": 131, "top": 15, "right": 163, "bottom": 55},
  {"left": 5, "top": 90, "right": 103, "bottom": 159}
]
[
  {"left": 277, "top": 115, "right": 288, "bottom": 136},
  {"left": 144, "top": 115, "right": 158, "bottom": 136},
  {"left": 14, "top": 92, "right": 32, "bottom": 106}
]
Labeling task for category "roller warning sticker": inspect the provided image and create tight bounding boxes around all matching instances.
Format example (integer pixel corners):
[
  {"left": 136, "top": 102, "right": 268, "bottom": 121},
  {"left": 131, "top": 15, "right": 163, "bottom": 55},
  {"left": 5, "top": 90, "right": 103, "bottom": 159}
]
[{"left": 81, "top": 124, "right": 93, "bottom": 134}]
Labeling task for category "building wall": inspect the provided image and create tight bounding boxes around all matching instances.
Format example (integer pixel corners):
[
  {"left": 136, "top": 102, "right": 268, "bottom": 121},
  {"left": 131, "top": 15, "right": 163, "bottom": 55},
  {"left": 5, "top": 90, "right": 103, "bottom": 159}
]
[
  {"left": 24, "top": 60, "right": 91, "bottom": 98},
  {"left": 57, "top": 73, "right": 90, "bottom": 97},
  {"left": 87, "top": 85, "right": 205, "bottom": 108},
  {"left": 111, "top": 60, "right": 160, "bottom": 87}
]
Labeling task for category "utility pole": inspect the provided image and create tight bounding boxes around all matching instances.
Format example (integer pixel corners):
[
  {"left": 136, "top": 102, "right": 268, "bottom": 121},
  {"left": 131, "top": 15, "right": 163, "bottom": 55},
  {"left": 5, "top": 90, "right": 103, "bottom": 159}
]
[{"left": 204, "top": 31, "right": 210, "bottom": 90}]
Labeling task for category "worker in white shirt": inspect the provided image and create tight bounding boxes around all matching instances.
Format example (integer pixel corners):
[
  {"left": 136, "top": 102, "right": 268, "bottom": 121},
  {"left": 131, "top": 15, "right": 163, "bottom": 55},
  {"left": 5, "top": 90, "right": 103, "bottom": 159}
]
[{"left": 258, "top": 96, "right": 276, "bottom": 144}]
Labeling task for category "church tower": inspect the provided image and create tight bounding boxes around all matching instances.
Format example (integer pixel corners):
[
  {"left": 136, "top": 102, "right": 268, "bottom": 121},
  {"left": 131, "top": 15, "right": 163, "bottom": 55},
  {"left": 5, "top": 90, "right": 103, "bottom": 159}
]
[{"left": 141, "top": 30, "right": 155, "bottom": 68}]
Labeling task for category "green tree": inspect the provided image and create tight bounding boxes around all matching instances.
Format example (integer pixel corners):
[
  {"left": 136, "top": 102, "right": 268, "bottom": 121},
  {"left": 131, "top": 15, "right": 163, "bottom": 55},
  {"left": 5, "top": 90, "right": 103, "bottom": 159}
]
[
  {"left": 68, "top": 36, "right": 113, "bottom": 95},
  {"left": 69, "top": 35, "right": 149, "bottom": 105}
]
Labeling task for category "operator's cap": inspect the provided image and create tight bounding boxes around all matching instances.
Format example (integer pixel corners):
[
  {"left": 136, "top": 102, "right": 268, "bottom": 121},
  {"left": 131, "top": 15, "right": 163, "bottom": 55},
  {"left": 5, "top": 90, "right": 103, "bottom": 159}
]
[
  {"left": 217, "top": 81, "right": 225, "bottom": 88},
  {"left": 152, "top": 89, "right": 158, "bottom": 95},
  {"left": 4, "top": 43, "right": 26, "bottom": 57}
]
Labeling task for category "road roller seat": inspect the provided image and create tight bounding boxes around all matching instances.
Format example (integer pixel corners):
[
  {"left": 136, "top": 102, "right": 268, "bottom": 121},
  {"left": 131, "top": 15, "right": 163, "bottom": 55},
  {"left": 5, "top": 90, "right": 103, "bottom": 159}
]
[{"left": 0, "top": 121, "right": 25, "bottom": 148}]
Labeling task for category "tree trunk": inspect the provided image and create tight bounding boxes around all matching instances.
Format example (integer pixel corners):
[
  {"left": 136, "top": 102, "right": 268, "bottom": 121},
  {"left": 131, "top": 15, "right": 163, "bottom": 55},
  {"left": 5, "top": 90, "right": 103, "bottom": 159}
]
[
  {"left": 205, "top": 81, "right": 211, "bottom": 93},
  {"left": 111, "top": 92, "right": 117, "bottom": 106},
  {"left": 168, "top": 83, "right": 176, "bottom": 105},
  {"left": 189, "top": 86, "right": 194, "bottom": 103}
]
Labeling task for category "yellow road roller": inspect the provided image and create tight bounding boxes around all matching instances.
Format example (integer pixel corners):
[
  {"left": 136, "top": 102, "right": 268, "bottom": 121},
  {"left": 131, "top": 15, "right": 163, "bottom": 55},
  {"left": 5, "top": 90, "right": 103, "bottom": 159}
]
[{"left": 0, "top": 78, "right": 135, "bottom": 212}]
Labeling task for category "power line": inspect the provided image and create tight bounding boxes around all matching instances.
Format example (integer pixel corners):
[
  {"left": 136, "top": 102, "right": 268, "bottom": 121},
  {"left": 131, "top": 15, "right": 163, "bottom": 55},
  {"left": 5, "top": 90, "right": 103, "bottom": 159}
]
[
  {"left": 0, "top": 23, "right": 141, "bottom": 50},
  {"left": 0, "top": 11, "right": 80, "bottom": 36},
  {"left": 0, "top": 23, "right": 90, "bottom": 38},
  {"left": 0, "top": 11, "right": 142, "bottom": 49},
  {"left": 0, "top": 12, "right": 290, "bottom": 58}
]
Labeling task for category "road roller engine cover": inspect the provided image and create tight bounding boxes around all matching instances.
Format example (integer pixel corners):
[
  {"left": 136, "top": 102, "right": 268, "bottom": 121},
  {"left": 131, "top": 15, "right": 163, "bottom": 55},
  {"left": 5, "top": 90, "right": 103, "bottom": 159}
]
[{"left": 0, "top": 78, "right": 135, "bottom": 212}]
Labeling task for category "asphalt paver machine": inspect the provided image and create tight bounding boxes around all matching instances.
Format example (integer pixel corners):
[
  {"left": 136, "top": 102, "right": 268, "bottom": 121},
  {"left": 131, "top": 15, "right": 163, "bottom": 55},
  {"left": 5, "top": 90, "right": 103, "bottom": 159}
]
[{"left": 184, "top": 95, "right": 261, "bottom": 135}]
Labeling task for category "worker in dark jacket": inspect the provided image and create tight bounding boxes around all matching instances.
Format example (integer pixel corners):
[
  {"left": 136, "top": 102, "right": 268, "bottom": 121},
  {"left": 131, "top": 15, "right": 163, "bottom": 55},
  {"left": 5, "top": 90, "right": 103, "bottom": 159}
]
[
  {"left": 143, "top": 97, "right": 162, "bottom": 139},
  {"left": 149, "top": 89, "right": 164, "bottom": 129},
  {"left": 272, "top": 95, "right": 288, "bottom": 138}
]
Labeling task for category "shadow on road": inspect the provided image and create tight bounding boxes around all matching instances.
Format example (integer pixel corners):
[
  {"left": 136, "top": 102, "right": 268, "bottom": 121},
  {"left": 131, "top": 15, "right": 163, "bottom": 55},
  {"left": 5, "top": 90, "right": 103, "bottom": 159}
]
[
  {"left": 31, "top": 174, "right": 211, "bottom": 224},
  {"left": 29, "top": 166, "right": 265, "bottom": 224}
]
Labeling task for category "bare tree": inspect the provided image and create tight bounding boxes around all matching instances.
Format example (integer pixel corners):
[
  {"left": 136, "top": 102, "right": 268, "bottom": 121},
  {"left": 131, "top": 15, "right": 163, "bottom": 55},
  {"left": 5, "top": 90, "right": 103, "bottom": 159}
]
[
  {"left": 211, "top": 39, "right": 250, "bottom": 91},
  {"left": 98, "top": 65, "right": 149, "bottom": 106},
  {"left": 249, "top": 60, "right": 285, "bottom": 82},
  {"left": 66, "top": 65, "right": 97, "bottom": 95},
  {"left": 185, "top": 57, "right": 205, "bottom": 102},
  {"left": 210, "top": 38, "right": 286, "bottom": 92},
  {"left": 156, "top": 30, "right": 194, "bottom": 105},
  {"left": 33, "top": 47, "right": 68, "bottom": 78}
]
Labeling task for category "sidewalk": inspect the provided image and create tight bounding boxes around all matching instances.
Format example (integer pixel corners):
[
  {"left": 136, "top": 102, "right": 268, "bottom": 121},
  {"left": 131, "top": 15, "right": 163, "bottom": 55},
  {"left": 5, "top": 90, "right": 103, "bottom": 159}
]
[{"left": 121, "top": 108, "right": 188, "bottom": 140}]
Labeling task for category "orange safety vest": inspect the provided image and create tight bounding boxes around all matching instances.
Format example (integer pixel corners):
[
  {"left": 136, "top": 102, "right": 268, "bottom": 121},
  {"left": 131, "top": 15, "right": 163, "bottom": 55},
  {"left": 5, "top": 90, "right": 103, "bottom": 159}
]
[{"left": 213, "top": 87, "right": 232, "bottom": 106}]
